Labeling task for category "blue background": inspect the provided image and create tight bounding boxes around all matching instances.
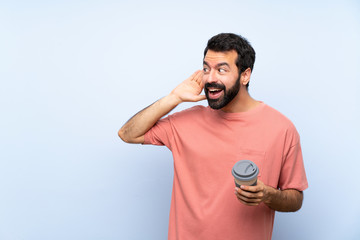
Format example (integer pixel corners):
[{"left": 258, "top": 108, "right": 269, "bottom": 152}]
[{"left": 1, "top": 0, "right": 359, "bottom": 239}]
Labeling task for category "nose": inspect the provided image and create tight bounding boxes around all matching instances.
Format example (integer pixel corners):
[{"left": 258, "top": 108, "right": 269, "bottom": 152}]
[{"left": 205, "top": 70, "right": 217, "bottom": 83}]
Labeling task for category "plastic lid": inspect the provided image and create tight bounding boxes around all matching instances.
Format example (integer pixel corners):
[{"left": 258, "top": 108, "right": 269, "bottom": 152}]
[{"left": 232, "top": 160, "right": 259, "bottom": 181}]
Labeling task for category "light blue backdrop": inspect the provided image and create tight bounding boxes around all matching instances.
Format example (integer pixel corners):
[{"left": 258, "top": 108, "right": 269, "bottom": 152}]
[{"left": 1, "top": 0, "right": 359, "bottom": 239}]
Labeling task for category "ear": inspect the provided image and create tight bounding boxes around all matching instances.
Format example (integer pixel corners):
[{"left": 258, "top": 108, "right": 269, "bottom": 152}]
[{"left": 240, "top": 68, "right": 251, "bottom": 86}]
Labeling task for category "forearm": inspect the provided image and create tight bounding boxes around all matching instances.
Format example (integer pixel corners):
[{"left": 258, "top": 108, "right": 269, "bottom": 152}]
[
  {"left": 118, "top": 93, "right": 181, "bottom": 144},
  {"left": 264, "top": 187, "right": 303, "bottom": 212},
  {"left": 119, "top": 70, "right": 205, "bottom": 143}
]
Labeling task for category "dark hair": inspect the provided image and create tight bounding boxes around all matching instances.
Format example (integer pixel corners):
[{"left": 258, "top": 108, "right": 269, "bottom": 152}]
[{"left": 204, "top": 33, "right": 256, "bottom": 88}]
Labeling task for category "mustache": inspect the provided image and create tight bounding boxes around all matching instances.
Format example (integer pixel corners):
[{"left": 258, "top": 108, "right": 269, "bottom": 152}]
[{"left": 205, "top": 82, "right": 225, "bottom": 90}]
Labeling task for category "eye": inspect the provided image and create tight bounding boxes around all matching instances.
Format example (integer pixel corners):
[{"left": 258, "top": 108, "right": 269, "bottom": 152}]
[
  {"left": 218, "top": 68, "right": 226, "bottom": 73},
  {"left": 203, "top": 67, "right": 209, "bottom": 73}
]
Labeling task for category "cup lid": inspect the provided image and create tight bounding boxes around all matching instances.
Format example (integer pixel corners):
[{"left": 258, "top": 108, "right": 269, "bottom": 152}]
[{"left": 232, "top": 160, "right": 259, "bottom": 181}]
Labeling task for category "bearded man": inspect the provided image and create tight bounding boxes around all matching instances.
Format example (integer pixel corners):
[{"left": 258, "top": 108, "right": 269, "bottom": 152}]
[{"left": 118, "top": 33, "right": 308, "bottom": 240}]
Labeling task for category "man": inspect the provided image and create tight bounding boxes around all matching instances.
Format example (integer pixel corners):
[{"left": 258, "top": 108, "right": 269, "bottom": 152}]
[{"left": 118, "top": 33, "right": 308, "bottom": 240}]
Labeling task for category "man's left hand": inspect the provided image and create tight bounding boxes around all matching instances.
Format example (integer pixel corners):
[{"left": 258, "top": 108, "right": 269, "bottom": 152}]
[{"left": 234, "top": 179, "right": 269, "bottom": 206}]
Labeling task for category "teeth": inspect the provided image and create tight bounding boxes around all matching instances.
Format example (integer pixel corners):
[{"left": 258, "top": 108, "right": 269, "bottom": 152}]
[{"left": 209, "top": 89, "right": 221, "bottom": 92}]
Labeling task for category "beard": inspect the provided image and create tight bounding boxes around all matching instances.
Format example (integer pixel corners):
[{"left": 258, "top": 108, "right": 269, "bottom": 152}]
[{"left": 205, "top": 75, "right": 241, "bottom": 110}]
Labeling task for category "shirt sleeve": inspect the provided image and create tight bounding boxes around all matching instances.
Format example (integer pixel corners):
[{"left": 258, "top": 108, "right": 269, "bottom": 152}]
[
  {"left": 143, "top": 116, "right": 173, "bottom": 149},
  {"left": 278, "top": 141, "right": 308, "bottom": 191}
]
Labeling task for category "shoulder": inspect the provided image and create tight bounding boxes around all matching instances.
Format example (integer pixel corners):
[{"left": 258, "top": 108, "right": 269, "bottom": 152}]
[
  {"left": 262, "top": 104, "right": 296, "bottom": 129},
  {"left": 262, "top": 104, "right": 300, "bottom": 142},
  {"left": 169, "top": 105, "right": 209, "bottom": 119},
  {"left": 155, "top": 105, "right": 209, "bottom": 129}
]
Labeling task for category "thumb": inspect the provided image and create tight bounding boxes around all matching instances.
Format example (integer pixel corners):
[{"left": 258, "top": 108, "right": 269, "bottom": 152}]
[{"left": 194, "top": 95, "right": 206, "bottom": 102}]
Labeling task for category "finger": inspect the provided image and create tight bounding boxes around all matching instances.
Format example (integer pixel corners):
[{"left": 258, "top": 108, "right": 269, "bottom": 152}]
[
  {"left": 238, "top": 199, "right": 260, "bottom": 206},
  {"left": 188, "top": 70, "right": 200, "bottom": 82},
  {"left": 240, "top": 184, "right": 262, "bottom": 193},
  {"left": 237, "top": 196, "right": 261, "bottom": 205},
  {"left": 236, "top": 187, "right": 263, "bottom": 199},
  {"left": 235, "top": 192, "right": 261, "bottom": 205},
  {"left": 235, "top": 191, "right": 262, "bottom": 203},
  {"left": 237, "top": 190, "right": 259, "bottom": 199},
  {"left": 236, "top": 186, "right": 257, "bottom": 195},
  {"left": 194, "top": 70, "right": 203, "bottom": 83},
  {"left": 199, "top": 78, "right": 205, "bottom": 89},
  {"left": 195, "top": 72, "right": 205, "bottom": 90},
  {"left": 239, "top": 185, "right": 254, "bottom": 192},
  {"left": 191, "top": 70, "right": 202, "bottom": 81},
  {"left": 190, "top": 72, "right": 201, "bottom": 83}
]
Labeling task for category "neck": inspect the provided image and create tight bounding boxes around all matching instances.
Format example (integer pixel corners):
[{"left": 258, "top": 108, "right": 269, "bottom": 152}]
[{"left": 220, "top": 87, "right": 260, "bottom": 113}]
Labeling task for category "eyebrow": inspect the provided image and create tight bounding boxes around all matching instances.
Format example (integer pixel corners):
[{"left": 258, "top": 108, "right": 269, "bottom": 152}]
[{"left": 203, "top": 61, "right": 230, "bottom": 68}]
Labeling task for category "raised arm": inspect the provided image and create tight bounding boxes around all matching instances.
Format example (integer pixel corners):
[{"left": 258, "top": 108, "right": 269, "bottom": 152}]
[{"left": 118, "top": 70, "right": 206, "bottom": 144}]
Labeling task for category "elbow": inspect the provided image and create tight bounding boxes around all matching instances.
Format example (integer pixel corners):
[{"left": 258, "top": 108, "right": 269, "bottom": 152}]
[
  {"left": 292, "top": 191, "right": 304, "bottom": 212},
  {"left": 118, "top": 128, "right": 129, "bottom": 143},
  {"left": 292, "top": 200, "right": 303, "bottom": 212},
  {"left": 118, "top": 128, "right": 144, "bottom": 144},
  {"left": 296, "top": 194, "right": 304, "bottom": 212}
]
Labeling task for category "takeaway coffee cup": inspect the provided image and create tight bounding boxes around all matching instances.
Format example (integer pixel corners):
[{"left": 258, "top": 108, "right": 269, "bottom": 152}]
[{"left": 232, "top": 160, "right": 259, "bottom": 187}]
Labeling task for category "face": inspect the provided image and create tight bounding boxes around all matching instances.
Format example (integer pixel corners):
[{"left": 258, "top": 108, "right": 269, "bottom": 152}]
[{"left": 203, "top": 50, "right": 240, "bottom": 110}]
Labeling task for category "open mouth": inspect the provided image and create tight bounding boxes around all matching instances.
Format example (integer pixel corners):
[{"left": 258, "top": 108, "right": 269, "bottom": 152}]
[{"left": 207, "top": 88, "right": 224, "bottom": 99}]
